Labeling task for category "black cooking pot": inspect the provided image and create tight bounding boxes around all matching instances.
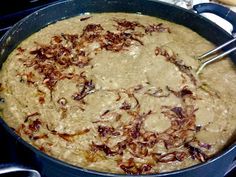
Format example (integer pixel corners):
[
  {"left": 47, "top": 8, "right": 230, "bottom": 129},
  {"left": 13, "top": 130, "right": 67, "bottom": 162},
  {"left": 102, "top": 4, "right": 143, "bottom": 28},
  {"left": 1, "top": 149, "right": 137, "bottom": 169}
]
[{"left": 0, "top": 0, "right": 236, "bottom": 177}]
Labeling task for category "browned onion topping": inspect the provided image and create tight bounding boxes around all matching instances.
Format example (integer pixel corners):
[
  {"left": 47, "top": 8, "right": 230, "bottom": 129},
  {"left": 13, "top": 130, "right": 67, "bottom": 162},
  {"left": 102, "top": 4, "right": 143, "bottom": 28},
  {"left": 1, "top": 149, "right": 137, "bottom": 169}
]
[
  {"left": 52, "top": 35, "right": 62, "bottom": 43},
  {"left": 82, "top": 24, "right": 104, "bottom": 34},
  {"left": 155, "top": 47, "right": 197, "bottom": 85},
  {"left": 92, "top": 142, "right": 117, "bottom": 156},
  {"left": 120, "top": 101, "right": 132, "bottom": 110},
  {"left": 130, "top": 121, "right": 142, "bottom": 139},
  {"left": 24, "top": 112, "right": 40, "bottom": 123},
  {"left": 114, "top": 19, "right": 144, "bottom": 31},
  {"left": 32, "top": 134, "right": 48, "bottom": 140},
  {"left": 171, "top": 107, "right": 184, "bottom": 119},
  {"left": 180, "top": 88, "right": 193, "bottom": 97},
  {"left": 19, "top": 20, "right": 173, "bottom": 92},
  {"left": 119, "top": 158, "right": 153, "bottom": 175},
  {"left": 28, "top": 119, "right": 41, "bottom": 132},
  {"left": 17, "top": 123, "right": 43, "bottom": 141},
  {"left": 185, "top": 143, "right": 208, "bottom": 162},
  {"left": 98, "top": 125, "right": 120, "bottom": 137},
  {"left": 166, "top": 87, "right": 196, "bottom": 104},
  {"left": 80, "top": 16, "right": 92, "bottom": 21},
  {"left": 38, "top": 96, "right": 45, "bottom": 104},
  {"left": 16, "top": 47, "right": 25, "bottom": 55},
  {"left": 102, "top": 31, "right": 143, "bottom": 52},
  {"left": 198, "top": 142, "right": 211, "bottom": 150},
  {"left": 26, "top": 34, "right": 90, "bottom": 90},
  {"left": 175, "top": 61, "right": 197, "bottom": 85},
  {"left": 145, "top": 88, "right": 170, "bottom": 98},
  {"left": 17, "top": 47, "right": 25, "bottom": 52},
  {"left": 51, "top": 129, "right": 90, "bottom": 142},
  {"left": 73, "top": 79, "right": 95, "bottom": 101},
  {"left": 153, "top": 151, "right": 187, "bottom": 163},
  {"left": 145, "top": 23, "right": 170, "bottom": 34},
  {"left": 101, "top": 110, "right": 110, "bottom": 116}
]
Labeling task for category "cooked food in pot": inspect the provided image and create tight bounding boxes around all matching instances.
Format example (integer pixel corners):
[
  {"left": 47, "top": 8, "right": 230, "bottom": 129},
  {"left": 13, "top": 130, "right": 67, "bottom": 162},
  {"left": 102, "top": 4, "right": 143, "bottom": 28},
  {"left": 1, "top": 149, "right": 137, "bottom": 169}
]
[{"left": 0, "top": 13, "right": 236, "bottom": 174}]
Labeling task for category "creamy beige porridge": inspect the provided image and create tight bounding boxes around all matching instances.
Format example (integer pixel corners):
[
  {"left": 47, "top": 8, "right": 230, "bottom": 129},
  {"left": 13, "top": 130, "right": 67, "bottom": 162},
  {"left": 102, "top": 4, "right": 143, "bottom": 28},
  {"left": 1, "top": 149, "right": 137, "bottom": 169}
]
[{"left": 0, "top": 13, "right": 236, "bottom": 174}]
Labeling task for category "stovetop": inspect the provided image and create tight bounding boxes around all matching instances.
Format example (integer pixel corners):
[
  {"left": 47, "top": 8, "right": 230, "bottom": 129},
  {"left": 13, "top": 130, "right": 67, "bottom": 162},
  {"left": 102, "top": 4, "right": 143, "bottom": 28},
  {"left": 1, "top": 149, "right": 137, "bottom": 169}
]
[{"left": 0, "top": 0, "right": 235, "bottom": 177}]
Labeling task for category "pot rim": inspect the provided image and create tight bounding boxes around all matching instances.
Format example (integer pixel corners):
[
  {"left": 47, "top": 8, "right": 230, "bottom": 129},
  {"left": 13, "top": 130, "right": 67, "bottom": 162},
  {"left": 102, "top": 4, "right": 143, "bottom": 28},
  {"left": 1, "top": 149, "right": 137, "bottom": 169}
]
[{"left": 0, "top": 0, "right": 235, "bottom": 176}]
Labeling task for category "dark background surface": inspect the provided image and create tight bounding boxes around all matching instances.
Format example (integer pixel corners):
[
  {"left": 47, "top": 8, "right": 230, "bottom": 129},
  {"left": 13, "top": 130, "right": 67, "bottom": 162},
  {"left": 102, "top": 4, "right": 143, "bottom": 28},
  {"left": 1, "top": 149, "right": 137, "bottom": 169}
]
[
  {"left": 0, "top": 0, "right": 235, "bottom": 177},
  {"left": 0, "top": 0, "right": 63, "bottom": 37}
]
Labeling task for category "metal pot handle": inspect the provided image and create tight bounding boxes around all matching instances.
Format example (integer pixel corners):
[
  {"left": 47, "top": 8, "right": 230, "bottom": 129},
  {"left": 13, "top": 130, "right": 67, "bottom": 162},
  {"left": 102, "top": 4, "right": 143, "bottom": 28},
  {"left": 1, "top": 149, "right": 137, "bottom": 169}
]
[
  {"left": 0, "top": 163, "right": 41, "bottom": 177},
  {"left": 193, "top": 3, "right": 236, "bottom": 35}
]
